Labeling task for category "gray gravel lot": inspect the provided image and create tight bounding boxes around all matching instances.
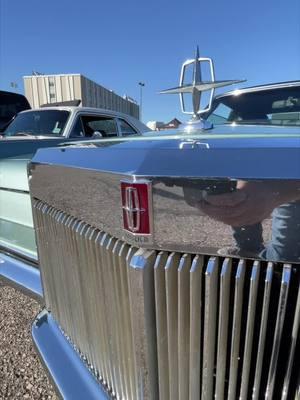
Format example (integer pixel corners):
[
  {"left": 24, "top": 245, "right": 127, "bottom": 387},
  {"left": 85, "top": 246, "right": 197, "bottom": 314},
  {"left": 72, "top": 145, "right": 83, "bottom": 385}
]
[{"left": 0, "top": 285, "right": 57, "bottom": 400}]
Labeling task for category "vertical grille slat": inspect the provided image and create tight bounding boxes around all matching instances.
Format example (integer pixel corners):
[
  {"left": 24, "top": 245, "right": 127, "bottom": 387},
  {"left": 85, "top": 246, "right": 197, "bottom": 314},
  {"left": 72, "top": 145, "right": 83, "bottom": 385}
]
[
  {"left": 252, "top": 262, "right": 274, "bottom": 400},
  {"left": 33, "top": 200, "right": 300, "bottom": 400},
  {"left": 282, "top": 282, "right": 300, "bottom": 400},
  {"left": 228, "top": 259, "right": 246, "bottom": 400},
  {"left": 266, "top": 264, "right": 292, "bottom": 399},
  {"left": 239, "top": 261, "right": 260, "bottom": 399},
  {"left": 154, "top": 252, "right": 170, "bottom": 400},
  {"left": 202, "top": 257, "right": 219, "bottom": 400},
  {"left": 189, "top": 255, "right": 203, "bottom": 400},
  {"left": 178, "top": 254, "right": 191, "bottom": 400},
  {"left": 215, "top": 258, "right": 232, "bottom": 400},
  {"left": 111, "top": 239, "right": 128, "bottom": 400},
  {"left": 127, "top": 249, "right": 158, "bottom": 400},
  {"left": 165, "top": 252, "right": 180, "bottom": 400}
]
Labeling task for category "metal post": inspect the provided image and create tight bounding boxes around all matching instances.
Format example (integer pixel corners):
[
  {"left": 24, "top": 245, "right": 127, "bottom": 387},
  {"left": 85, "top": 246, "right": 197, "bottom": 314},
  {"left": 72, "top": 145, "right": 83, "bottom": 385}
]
[{"left": 138, "top": 82, "right": 145, "bottom": 121}]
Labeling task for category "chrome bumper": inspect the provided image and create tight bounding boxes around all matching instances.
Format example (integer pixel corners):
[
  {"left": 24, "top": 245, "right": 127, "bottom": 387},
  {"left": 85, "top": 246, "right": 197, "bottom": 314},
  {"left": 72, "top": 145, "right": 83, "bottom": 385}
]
[
  {"left": 0, "top": 252, "right": 110, "bottom": 399},
  {"left": 32, "top": 311, "right": 110, "bottom": 400},
  {"left": 0, "top": 252, "right": 43, "bottom": 302}
]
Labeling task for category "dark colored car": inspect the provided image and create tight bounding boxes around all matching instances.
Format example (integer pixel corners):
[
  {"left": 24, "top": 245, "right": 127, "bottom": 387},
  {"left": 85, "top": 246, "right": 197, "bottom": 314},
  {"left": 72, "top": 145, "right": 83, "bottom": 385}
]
[{"left": 0, "top": 90, "right": 30, "bottom": 130}]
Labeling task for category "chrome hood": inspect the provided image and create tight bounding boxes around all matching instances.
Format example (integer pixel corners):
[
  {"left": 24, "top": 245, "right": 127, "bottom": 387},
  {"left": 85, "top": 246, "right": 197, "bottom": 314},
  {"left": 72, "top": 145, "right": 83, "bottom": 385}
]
[{"left": 30, "top": 134, "right": 300, "bottom": 264}]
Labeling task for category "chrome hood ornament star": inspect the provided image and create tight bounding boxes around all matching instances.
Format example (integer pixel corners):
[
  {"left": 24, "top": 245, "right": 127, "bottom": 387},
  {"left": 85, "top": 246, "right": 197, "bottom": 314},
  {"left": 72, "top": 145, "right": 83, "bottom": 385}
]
[{"left": 160, "top": 46, "right": 246, "bottom": 130}]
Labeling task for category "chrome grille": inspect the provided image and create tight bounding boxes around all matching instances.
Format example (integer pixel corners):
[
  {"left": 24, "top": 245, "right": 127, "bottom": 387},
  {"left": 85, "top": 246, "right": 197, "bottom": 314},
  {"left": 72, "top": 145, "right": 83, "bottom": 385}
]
[{"left": 33, "top": 199, "right": 300, "bottom": 400}]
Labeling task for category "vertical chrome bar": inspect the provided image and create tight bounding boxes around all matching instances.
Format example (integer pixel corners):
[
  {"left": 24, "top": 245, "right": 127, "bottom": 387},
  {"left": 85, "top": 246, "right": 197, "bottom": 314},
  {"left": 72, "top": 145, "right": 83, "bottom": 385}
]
[
  {"left": 97, "top": 233, "right": 115, "bottom": 391},
  {"left": 154, "top": 251, "right": 169, "bottom": 400},
  {"left": 111, "top": 239, "right": 128, "bottom": 400},
  {"left": 252, "top": 262, "right": 273, "bottom": 400},
  {"left": 178, "top": 254, "right": 191, "bottom": 400},
  {"left": 189, "top": 255, "right": 204, "bottom": 400},
  {"left": 165, "top": 252, "right": 181, "bottom": 400},
  {"left": 240, "top": 261, "right": 260, "bottom": 400},
  {"left": 228, "top": 259, "right": 246, "bottom": 400},
  {"left": 86, "top": 229, "right": 107, "bottom": 383},
  {"left": 121, "top": 245, "right": 137, "bottom": 400},
  {"left": 127, "top": 249, "right": 158, "bottom": 400},
  {"left": 281, "top": 278, "right": 300, "bottom": 400},
  {"left": 202, "top": 257, "right": 219, "bottom": 400},
  {"left": 215, "top": 258, "right": 232, "bottom": 400},
  {"left": 265, "top": 264, "right": 292, "bottom": 399}
]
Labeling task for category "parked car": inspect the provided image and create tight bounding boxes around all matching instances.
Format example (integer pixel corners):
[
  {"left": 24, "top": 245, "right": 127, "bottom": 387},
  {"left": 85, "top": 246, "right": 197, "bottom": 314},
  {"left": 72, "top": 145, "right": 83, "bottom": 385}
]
[
  {"left": 0, "top": 107, "right": 150, "bottom": 260},
  {"left": 0, "top": 90, "right": 30, "bottom": 130},
  {"left": 1, "top": 54, "right": 299, "bottom": 399},
  {"left": 205, "top": 80, "right": 300, "bottom": 126}
]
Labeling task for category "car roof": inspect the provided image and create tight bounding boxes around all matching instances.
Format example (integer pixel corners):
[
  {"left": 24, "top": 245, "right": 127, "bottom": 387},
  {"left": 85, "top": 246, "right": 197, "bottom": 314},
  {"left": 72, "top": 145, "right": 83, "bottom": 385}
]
[
  {"left": 16, "top": 106, "right": 150, "bottom": 132},
  {"left": 18, "top": 106, "right": 130, "bottom": 116},
  {"left": 215, "top": 80, "right": 300, "bottom": 99}
]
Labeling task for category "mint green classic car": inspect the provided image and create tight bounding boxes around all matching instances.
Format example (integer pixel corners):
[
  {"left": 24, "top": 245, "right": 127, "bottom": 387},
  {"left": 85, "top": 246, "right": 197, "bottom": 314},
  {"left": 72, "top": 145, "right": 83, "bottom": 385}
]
[
  {"left": 0, "top": 106, "right": 149, "bottom": 262},
  {"left": 1, "top": 49, "right": 300, "bottom": 399}
]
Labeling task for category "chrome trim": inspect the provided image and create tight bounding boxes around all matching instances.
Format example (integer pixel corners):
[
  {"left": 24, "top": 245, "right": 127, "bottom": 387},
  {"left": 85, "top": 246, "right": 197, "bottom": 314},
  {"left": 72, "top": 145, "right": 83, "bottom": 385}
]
[
  {"left": 154, "top": 252, "right": 169, "bottom": 400},
  {"left": 214, "top": 80, "right": 300, "bottom": 100},
  {"left": 124, "top": 187, "right": 142, "bottom": 232},
  {"left": 0, "top": 252, "right": 43, "bottom": 302},
  {"left": 33, "top": 201, "right": 300, "bottom": 398},
  {"left": 128, "top": 249, "right": 158, "bottom": 399},
  {"left": 252, "top": 262, "right": 274, "bottom": 400},
  {"left": 215, "top": 258, "right": 232, "bottom": 400},
  {"left": 189, "top": 255, "right": 203, "bottom": 400},
  {"left": 29, "top": 162, "right": 300, "bottom": 264},
  {"left": 202, "top": 257, "right": 218, "bottom": 400},
  {"left": 178, "top": 254, "right": 191, "bottom": 399},
  {"left": 265, "top": 264, "right": 292, "bottom": 399},
  {"left": 240, "top": 261, "right": 260, "bottom": 399},
  {"left": 228, "top": 259, "right": 246, "bottom": 400},
  {"left": 32, "top": 310, "right": 110, "bottom": 400},
  {"left": 282, "top": 281, "right": 300, "bottom": 399},
  {"left": 165, "top": 252, "right": 180, "bottom": 400}
]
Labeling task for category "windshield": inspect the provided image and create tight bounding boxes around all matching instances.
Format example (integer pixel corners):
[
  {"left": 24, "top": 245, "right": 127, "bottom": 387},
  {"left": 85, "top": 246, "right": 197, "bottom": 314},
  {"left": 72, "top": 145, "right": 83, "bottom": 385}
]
[
  {"left": 3, "top": 110, "right": 70, "bottom": 136},
  {"left": 206, "top": 86, "right": 300, "bottom": 127}
]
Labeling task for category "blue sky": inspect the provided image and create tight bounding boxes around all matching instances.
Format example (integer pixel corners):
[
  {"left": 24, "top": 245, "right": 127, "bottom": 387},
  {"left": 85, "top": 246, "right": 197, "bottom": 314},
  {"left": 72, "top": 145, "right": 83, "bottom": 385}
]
[{"left": 0, "top": 0, "right": 299, "bottom": 123}]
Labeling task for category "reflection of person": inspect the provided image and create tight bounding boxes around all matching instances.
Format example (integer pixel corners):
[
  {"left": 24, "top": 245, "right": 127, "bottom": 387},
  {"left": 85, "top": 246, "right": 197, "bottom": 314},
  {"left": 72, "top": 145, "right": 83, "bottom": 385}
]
[{"left": 198, "top": 181, "right": 300, "bottom": 262}]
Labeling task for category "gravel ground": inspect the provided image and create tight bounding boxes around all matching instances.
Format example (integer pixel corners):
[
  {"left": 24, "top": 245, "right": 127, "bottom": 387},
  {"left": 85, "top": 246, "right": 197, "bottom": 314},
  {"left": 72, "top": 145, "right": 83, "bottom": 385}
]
[{"left": 0, "top": 285, "right": 57, "bottom": 400}]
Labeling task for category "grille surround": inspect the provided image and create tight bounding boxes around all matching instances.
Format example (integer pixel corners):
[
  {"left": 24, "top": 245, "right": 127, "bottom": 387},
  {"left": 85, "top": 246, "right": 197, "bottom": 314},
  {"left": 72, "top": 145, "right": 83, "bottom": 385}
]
[{"left": 33, "top": 199, "right": 300, "bottom": 399}]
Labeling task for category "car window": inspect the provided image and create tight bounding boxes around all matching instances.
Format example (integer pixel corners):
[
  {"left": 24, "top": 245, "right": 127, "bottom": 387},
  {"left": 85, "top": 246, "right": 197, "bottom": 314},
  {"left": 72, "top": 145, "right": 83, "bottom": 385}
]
[
  {"left": 118, "top": 118, "right": 138, "bottom": 136},
  {"left": 80, "top": 115, "right": 118, "bottom": 138},
  {"left": 206, "top": 86, "right": 300, "bottom": 126},
  {"left": 206, "top": 103, "right": 235, "bottom": 124},
  {"left": 69, "top": 118, "right": 84, "bottom": 137},
  {"left": 3, "top": 110, "right": 70, "bottom": 136}
]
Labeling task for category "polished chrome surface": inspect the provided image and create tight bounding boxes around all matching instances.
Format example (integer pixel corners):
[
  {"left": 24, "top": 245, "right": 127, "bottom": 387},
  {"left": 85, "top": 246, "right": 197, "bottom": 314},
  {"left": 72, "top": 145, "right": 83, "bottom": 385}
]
[
  {"left": 252, "top": 262, "right": 273, "bottom": 400},
  {"left": 33, "top": 200, "right": 300, "bottom": 399},
  {"left": 30, "top": 161, "right": 300, "bottom": 264},
  {"left": 32, "top": 310, "right": 110, "bottom": 400},
  {"left": 265, "top": 265, "right": 291, "bottom": 399},
  {"left": 228, "top": 259, "right": 246, "bottom": 400},
  {"left": 160, "top": 46, "right": 245, "bottom": 118},
  {"left": 0, "top": 252, "right": 43, "bottom": 302},
  {"left": 215, "top": 258, "right": 231, "bottom": 400}
]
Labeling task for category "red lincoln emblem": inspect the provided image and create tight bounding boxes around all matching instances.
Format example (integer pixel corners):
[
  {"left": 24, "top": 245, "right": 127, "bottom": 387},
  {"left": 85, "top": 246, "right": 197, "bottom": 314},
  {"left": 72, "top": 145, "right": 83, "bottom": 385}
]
[{"left": 121, "top": 181, "right": 151, "bottom": 235}]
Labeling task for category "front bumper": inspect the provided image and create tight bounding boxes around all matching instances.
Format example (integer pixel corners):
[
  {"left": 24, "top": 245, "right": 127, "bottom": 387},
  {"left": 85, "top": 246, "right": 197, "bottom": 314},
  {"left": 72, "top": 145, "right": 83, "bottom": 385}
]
[
  {"left": 0, "top": 251, "right": 43, "bottom": 302},
  {"left": 32, "top": 311, "right": 110, "bottom": 400},
  {"left": 0, "top": 252, "right": 110, "bottom": 399}
]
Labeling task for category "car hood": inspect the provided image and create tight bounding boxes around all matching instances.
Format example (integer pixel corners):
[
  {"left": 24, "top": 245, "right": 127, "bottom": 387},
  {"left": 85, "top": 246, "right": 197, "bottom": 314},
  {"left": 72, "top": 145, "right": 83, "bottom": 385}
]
[{"left": 31, "top": 128, "right": 300, "bottom": 180}]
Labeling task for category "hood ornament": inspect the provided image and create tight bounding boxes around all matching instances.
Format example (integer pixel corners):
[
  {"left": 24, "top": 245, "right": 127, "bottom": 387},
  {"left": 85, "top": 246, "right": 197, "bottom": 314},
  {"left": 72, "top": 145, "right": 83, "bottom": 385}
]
[{"left": 160, "top": 46, "right": 245, "bottom": 130}]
